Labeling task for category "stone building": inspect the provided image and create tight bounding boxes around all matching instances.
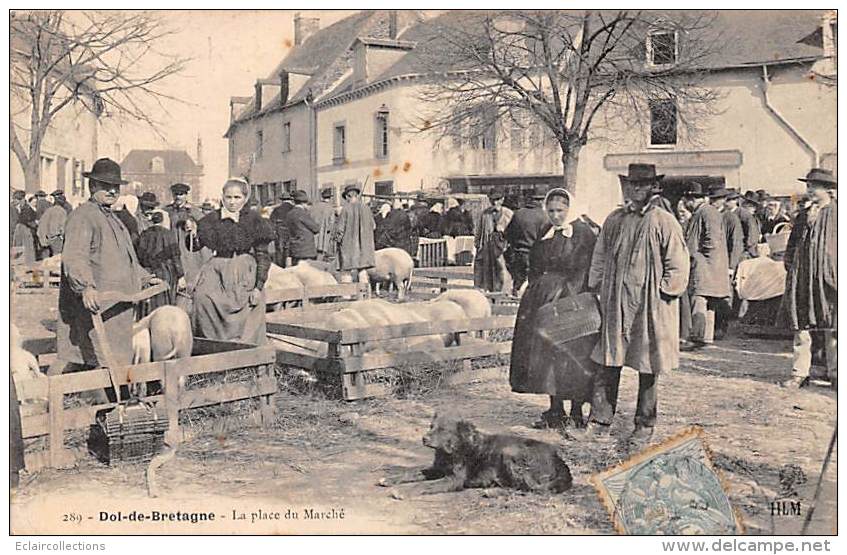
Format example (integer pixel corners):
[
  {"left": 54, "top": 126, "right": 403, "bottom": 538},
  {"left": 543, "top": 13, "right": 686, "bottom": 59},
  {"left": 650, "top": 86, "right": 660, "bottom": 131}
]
[{"left": 121, "top": 143, "right": 205, "bottom": 204}]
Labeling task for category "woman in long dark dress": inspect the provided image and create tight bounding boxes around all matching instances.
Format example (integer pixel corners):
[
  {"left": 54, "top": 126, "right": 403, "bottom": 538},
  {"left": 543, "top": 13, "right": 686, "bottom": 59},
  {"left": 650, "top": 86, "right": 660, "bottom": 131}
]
[
  {"left": 137, "top": 208, "right": 185, "bottom": 314},
  {"left": 186, "top": 178, "right": 275, "bottom": 345},
  {"left": 509, "top": 188, "right": 597, "bottom": 429}
]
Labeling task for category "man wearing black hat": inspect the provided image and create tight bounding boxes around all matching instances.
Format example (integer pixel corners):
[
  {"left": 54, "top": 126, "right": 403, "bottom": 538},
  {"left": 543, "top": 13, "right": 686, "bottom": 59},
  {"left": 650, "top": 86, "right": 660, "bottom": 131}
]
[
  {"left": 164, "top": 182, "right": 204, "bottom": 284},
  {"left": 10, "top": 189, "right": 26, "bottom": 248},
  {"left": 310, "top": 187, "right": 336, "bottom": 262},
  {"left": 334, "top": 183, "right": 376, "bottom": 283},
  {"left": 474, "top": 188, "right": 514, "bottom": 292},
  {"left": 710, "top": 188, "right": 744, "bottom": 340},
  {"left": 270, "top": 190, "right": 294, "bottom": 267},
  {"left": 51, "top": 158, "right": 161, "bottom": 381},
  {"left": 726, "top": 190, "right": 761, "bottom": 258},
  {"left": 581, "top": 163, "right": 689, "bottom": 447},
  {"left": 34, "top": 189, "right": 51, "bottom": 219},
  {"left": 782, "top": 168, "right": 837, "bottom": 388},
  {"left": 284, "top": 190, "right": 321, "bottom": 265},
  {"left": 505, "top": 190, "right": 547, "bottom": 295},
  {"left": 682, "top": 182, "right": 731, "bottom": 348}
]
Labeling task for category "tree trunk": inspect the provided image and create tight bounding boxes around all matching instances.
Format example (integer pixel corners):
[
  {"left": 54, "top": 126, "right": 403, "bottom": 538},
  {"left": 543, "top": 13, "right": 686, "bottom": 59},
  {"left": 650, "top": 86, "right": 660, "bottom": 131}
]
[
  {"left": 23, "top": 156, "right": 41, "bottom": 194},
  {"left": 560, "top": 145, "right": 581, "bottom": 193}
]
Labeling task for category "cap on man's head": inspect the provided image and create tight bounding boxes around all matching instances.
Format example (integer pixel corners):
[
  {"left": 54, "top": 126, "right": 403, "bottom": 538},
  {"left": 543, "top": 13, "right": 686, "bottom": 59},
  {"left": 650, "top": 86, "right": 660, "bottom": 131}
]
[
  {"left": 170, "top": 183, "right": 190, "bottom": 195},
  {"left": 35, "top": 190, "right": 47, "bottom": 197},
  {"left": 488, "top": 188, "right": 505, "bottom": 201},
  {"left": 51, "top": 189, "right": 66, "bottom": 197},
  {"left": 321, "top": 187, "right": 333, "bottom": 199},
  {"left": 12, "top": 190, "right": 26, "bottom": 200}
]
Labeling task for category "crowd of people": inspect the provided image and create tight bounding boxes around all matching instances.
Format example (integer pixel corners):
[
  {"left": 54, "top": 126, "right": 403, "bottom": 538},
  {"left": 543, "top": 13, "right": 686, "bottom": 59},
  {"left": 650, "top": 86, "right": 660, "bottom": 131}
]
[{"left": 11, "top": 157, "right": 836, "bottom": 453}]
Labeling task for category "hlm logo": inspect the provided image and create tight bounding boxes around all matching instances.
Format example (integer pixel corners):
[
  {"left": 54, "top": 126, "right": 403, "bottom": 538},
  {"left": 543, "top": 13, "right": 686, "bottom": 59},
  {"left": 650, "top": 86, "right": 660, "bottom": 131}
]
[{"left": 770, "top": 500, "right": 802, "bottom": 516}]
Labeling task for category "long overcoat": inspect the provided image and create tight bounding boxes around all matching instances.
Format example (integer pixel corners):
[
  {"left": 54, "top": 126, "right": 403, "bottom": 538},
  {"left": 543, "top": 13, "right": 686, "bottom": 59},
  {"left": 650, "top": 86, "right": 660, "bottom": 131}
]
[
  {"left": 58, "top": 200, "right": 149, "bottom": 366},
  {"left": 309, "top": 200, "right": 336, "bottom": 256},
  {"left": 782, "top": 201, "right": 837, "bottom": 330},
  {"left": 686, "top": 203, "right": 731, "bottom": 298},
  {"left": 474, "top": 206, "right": 513, "bottom": 292},
  {"left": 335, "top": 201, "right": 376, "bottom": 271},
  {"left": 721, "top": 209, "right": 744, "bottom": 271},
  {"left": 589, "top": 204, "right": 690, "bottom": 375}
]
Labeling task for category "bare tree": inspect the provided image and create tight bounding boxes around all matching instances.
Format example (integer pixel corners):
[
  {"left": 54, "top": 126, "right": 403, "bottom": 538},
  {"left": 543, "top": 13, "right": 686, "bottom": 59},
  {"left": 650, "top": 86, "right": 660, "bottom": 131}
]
[
  {"left": 10, "top": 10, "right": 188, "bottom": 191},
  {"left": 414, "top": 10, "right": 725, "bottom": 191}
]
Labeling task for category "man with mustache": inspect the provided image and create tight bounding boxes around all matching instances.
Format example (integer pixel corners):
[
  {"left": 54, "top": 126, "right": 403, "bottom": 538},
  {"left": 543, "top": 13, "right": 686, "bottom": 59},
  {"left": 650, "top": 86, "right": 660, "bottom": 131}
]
[{"left": 50, "top": 158, "right": 160, "bottom": 383}]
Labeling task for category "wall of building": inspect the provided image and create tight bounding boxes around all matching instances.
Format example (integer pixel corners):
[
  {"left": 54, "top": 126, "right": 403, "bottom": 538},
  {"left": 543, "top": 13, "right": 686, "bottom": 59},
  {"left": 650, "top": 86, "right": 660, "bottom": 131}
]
[
  {"left": 228, "top": 102, "right": 315, "bottom": 200},
  {"left": 10, "top": 95, "right": 102, "bottom": 207},
  {"left": 315, "top": 85, "right": 562, "bottom": 198},
  {"left": 571, "top": 62, "right": 837, "bottom": 221}
]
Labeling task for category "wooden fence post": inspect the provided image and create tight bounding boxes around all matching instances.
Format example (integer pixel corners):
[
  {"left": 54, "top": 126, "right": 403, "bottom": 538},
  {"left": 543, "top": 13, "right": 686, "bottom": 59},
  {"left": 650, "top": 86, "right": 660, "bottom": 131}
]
[
  {"left": 48, "top": 376, "right": 68, "bottom": 468},
  {"left": 258, "top": 363, "right": 277, "bottom": 427}
]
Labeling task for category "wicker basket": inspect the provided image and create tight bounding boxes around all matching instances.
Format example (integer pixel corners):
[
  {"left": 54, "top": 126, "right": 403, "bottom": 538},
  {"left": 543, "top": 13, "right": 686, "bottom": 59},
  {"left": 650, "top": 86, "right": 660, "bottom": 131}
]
[
  {"left": 765, "top": 222, "right": 792, "bottom": 255},
  {"left": 88, "top": 402, "right": 168, "bottom": 465}
]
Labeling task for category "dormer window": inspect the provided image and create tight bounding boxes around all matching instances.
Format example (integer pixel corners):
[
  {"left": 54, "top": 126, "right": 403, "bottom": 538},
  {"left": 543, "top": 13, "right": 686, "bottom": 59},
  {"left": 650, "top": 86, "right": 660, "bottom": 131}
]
[
  {"left": 647, "top": 30, "right": 677, "bottom": 67},
  {"left": 151, "top": 156, "right": 164, "bottom": 173}
]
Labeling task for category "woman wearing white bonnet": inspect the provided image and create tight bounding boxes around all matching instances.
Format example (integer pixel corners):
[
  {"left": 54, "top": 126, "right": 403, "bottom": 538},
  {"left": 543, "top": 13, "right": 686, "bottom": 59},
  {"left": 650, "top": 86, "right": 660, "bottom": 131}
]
[{"left": 509, "top": 187, "right": 599, "bottom": 429}]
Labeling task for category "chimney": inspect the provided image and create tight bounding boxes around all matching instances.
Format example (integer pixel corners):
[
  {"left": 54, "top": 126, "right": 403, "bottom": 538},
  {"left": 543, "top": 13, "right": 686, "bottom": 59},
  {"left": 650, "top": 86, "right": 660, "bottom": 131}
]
[
  {"left": 196, "top": 136, "right": 203, "bottom": 167},
  {"left": 254, "top": 80, "right": 263, "bottom": 112},
  {"left": 294, "top": 13, "right": 320, "bottom": 46}
]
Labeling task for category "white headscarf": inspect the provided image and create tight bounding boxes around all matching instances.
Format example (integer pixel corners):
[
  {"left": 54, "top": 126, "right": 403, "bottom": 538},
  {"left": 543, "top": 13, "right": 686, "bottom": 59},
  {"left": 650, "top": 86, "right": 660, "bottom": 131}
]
[
  {"left": 446, "top": 197, "right": 459, "bottom": 210},
  {"left": 379, "top": 202, "right": 391, "bottom": 218},
  {"left": 540, "top": 188, "right": 574, "bottom": 240},
  {"left": 430, "top": 202, "right": 443, "bottom": 214}
]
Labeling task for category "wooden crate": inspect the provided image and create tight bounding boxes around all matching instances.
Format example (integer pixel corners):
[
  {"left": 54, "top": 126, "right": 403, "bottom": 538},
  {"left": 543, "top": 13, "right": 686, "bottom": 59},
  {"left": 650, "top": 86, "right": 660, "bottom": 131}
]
[
  {"left": 265, "top": 282, "right": 369, "bottom": 311},
  {"left": 268, "top": 300, "right": 517, "bottom": 400},
  {"left": 18, "top": 337, "right": 277, "bottom": 470}
]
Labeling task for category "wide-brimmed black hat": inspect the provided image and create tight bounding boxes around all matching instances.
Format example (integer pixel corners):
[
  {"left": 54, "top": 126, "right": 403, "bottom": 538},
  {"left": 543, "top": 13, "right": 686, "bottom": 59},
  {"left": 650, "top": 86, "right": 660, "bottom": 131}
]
[
  {"left": 279, "top": 190, "right": 292, "bottom": 201},
  {"left": 725, "top": 189, "right": 741, "bottom": 201},
  {"left": 685, "top": 181, "right": 708, "bottom": 197},
  {"left": 342, "top": 183, "right": 361, "bottom": 198},
  {"left": 320, "top": 187, "right": 334, "bottom": 199},
  {"left": 798, "top": 168, "right": 837, "bottom": 189},
  {"left": 741, "top": 191, "right": 761, "bottom": 206},
  {"left": 170, "top": 182, "right": 190, "bottom": 195},
  {"left": 619, "top": 163, "right": 664, "bottom": 183},
  {"left": 50, "top": 189, "right": 65, "bottom": 197},
  {"left": 35, "top": 190, "right": 47, "bottom": 197},
  {"left": 139, "top": 192, "right": 159, "bottom": 209},
  {"left": 84, "top": 158, "right": 128, "bottom": 186},
  {"left": 709, "top": 188, "right": 732, "bottom": 199},
  {"left": 293, "top": 189, "right": 309, "bottom": 203}
]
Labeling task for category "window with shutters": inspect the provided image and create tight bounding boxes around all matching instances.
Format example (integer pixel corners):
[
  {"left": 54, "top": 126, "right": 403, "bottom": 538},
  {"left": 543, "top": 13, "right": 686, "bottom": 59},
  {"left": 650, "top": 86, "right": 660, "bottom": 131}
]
[
  {"left": 282, "top": 121, "right": 291, "bottom": 153},
  {"left": 374, "top": 108, "right": 389, "bottom": 159},
  {"left": 72, "top": 159, "right": 84, "bottom": 196},
  {"left": 256, "top": 130, "right": 264, "bottom": 159},
  {"left": 333, "top": 122, "right": 346, "bottom": 164},
  {"left": 374, "top": 180, "right": 394, "bottom": 196},
  {"left": 649, "top": 98, "right": 677, "bottom": 146},
  {"left": 647, "top": 30, "right": 677, "bottom": 67}
]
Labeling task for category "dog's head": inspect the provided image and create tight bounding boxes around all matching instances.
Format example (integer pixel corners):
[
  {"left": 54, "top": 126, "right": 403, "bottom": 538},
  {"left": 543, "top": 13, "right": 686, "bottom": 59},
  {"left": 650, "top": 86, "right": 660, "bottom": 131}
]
[{"left": 422, "top": 412, "right": 482, "bottom": 455}]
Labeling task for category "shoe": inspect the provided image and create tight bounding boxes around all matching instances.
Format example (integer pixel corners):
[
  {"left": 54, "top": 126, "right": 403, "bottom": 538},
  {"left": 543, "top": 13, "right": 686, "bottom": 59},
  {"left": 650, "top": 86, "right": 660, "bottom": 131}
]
[
  {"left": 681, "top": 340, "right": 711, "bottom": 352},
  {"left": 626, "top": 426, "right": 655, "bottom": 449},
  {"left": 532, "top": 410, "right": 566, "bottom": 430},
  {"left": 779, "top": 375, "right": 810, "bottom": 389}
]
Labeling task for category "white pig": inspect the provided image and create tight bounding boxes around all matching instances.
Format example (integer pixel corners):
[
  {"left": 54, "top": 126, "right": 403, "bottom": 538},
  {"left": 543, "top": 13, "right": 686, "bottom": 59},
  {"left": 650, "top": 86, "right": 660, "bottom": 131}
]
[
  {"left": 434, "top": 289, "right": 492, "bottom": 320},
  {"left": 133, "top": 306, "right": 193, "bottom": 361},
  {"left": 367, "top": 248, "right": 414, "bottom": 301}
]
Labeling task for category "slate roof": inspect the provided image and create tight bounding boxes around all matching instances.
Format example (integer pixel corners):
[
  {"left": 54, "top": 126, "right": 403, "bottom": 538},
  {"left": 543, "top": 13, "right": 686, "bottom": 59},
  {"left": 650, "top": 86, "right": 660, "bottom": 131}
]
[{"left": 121, "top": 150, "right": 202, "bottom": 175}]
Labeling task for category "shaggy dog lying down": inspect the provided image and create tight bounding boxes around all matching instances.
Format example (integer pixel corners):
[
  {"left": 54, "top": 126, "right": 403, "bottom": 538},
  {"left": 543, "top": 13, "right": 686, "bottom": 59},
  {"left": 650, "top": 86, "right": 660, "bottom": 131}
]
[{"left": 380, "top": 412, "right": 573, "bottom": 494}]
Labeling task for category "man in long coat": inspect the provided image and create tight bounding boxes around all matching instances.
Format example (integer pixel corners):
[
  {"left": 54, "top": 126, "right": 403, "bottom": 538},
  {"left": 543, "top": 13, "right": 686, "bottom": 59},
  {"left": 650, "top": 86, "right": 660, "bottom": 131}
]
[
  {"left": 683, "top": 182, "right": 731, "bottom": 347},
  {"left": 582, "top": 164, "right": 689, "bottom": 446},
  {"left": 782, "top": 168, "right": 837, "bottom": 388},
  {"left": 474, "top": 189, "right": 514, "bottom": 293},
  {"left": 726, "top": 191, "right": 760, "bottom": 258},
  {"left": 310, "top": 187, "right": 336, "bottom": 262},
  {"left": 284, "top": 190, "right": 321, "bottom": 265},
  {"left": 505, "top": 191, "right": 548, "bottom": 295},
  {"left": 37, "top": 200, "right": 68, "bottom": 256},
  {"left": 270, "top": 191, "right": 294, "bottom": 267},
  {"left": 711, "top": 188, "right": 744, "bottom": 339},
  {"left": 49, "top": 158, "right": 159, "bottom": 379},
  {"left": 163, "top": 182, "right": 204, "bottom": 285},
  {"left": 51, "top": 190, "right": 73, "bottom": 213},
  {"left": 335, "top": 183, "right": 376, "bottom": 283}
]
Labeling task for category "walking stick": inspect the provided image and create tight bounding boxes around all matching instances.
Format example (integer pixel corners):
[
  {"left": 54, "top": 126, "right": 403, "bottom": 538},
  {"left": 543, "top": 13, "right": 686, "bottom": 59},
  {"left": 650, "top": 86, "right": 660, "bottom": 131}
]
[{"left": 800, "top": 423, "right": 837, "bottom": 535}]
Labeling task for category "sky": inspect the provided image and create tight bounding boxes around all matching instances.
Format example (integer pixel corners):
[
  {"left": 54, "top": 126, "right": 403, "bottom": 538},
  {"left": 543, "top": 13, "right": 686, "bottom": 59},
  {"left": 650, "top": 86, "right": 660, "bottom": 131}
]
[{"left": 102, "top": 10, "right": 356, "bottom": 200}]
